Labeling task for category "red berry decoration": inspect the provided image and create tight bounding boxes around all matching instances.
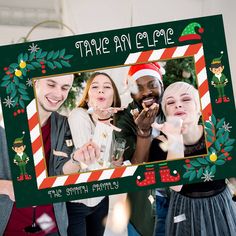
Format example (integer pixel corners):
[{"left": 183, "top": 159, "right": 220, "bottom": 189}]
[
  {"left": 185, "top": 159, "right": 190, "bottom": 163},
  {"left": 42, "top": 70, "right": 46, "bottom": 74},
  {"left": 41, "top": 65, "right": 45, "bottom": 69},
  {"left": 17, "top": 109, "right": 21, "bottom": 114},
  {"left": 40, "top": 61, "right": 44, "bottom": 65},
  {"left": 21, "top": 109, "right": 25, "bottom": 113},
  {"left": 4, "top": 67, "right": 8, "bottom": 71},
  {"left": 13, "top": 112, "right": 17, "bottom": 116},
  {"left": 227, "top": 157, "right": 232, "bottom": 161}
]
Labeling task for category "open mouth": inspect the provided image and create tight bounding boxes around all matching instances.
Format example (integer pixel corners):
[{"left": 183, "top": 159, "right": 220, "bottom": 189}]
[
  {"left": 46, "top": 97, "right": 61, "bottom": 105},
  {"left": 142, "top": 97, "right": 156, "bottom": 107}
]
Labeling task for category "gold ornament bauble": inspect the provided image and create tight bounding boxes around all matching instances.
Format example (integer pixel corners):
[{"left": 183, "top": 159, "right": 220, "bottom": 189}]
[
  {"left": 19, "top": 61, "right": 26, "bottom": 69},
  {"left": 15, "top": 69, "right": 22, "bottom": 77},
  {"left": 210, "top": 153, "right": 217, "bottom": 162}
]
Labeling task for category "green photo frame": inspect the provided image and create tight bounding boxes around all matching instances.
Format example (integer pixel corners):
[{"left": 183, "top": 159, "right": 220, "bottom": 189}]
[{"left": 0, "top": 14, "right": 235, "bottom": 207}]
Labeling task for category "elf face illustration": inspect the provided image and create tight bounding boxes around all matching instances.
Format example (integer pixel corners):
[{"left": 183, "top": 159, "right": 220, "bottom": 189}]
[
  {"left": 209, "top": 65, "right": 224, "bottom": 75},
  {"left": 12, "top": 144, "right": 26, "bottom": 154}
]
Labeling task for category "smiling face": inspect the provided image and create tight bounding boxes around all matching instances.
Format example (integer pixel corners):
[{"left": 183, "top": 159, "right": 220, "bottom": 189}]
[
  {"left": 162, "top": 82, "right": 201, "bottom": 125},
  {"left": 35, "top": 75, "right": 73, "bottom": 113},
  {"left": 131, "top": 75, "right": 163, "bottom": 108},
  {"left": 87, "top": 74, "right": 114, "bottom": 109},
  {"left": 210, "top": 65, "right": 224, "bottom": 75}
]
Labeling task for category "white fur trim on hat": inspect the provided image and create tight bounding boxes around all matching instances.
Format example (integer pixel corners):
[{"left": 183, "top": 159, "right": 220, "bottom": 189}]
[{"left": 132, "top": 69, "right": 162, "bottom": 83}]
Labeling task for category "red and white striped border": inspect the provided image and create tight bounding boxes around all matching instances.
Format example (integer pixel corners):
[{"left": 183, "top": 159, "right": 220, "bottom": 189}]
[
  {"left": 125, "top": 43, "right": 212, "bottom": 147},
  {"left": 27, "top": 43, "right": 212, "bottom": 189},
  {"left": 27, "top": 99, "right": 137, "bottom": 189},
  {"left": 125, "top": 43, "right": 212, "bottom": 122}
]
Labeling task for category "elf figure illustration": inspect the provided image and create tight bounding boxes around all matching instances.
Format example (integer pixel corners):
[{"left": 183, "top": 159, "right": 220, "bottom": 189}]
[
  {"left": 210, "top": 52, "right": 230, "bottom": 104},
  {"left": 12, "top": 132, "right": 31, "bottom": 181}
]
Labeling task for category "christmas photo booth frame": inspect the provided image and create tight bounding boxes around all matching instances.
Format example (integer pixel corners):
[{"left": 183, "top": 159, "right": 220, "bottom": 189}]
[{"left": 0, "top": 14, "right": 235, "bottom": 207}]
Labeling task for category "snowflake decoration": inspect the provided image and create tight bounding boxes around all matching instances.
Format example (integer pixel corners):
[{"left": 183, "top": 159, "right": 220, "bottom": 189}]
[
  {"left": 28, "top": 43, "right": 40, "bottom": 53},
  {"left": 26, "top": 78, "right": 33, "bottom": 87},
  {"left": 3, "top": 96, "right": 15, "bottom": 108},
  {"left": 201, "top": 170, "right": 214, "bottom": 182},
  {"left": 222, "top": 121, "right": 232, "bottom": 132}
]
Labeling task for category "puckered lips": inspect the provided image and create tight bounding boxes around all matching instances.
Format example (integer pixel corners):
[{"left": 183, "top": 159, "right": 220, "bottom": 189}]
[
  {"left": 174, "top": 111, "right": 187, "bottom": 117},
  {"left": 142, "top": 97, "right": 157, "bottom": 108},
  {"left": 97, "top": 96, "right": 106, "bottom": 102}
]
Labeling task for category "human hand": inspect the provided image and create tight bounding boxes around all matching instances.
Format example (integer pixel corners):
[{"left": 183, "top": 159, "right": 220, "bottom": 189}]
[
  {"left": 111, "top": 156, "right": 124, "bottom": 167},
  {"left": 88, "top": 106, "right": 124, "bottom": 120},
  {"left": 152, "top": 116, "right": 183, "bottom": 138},
  {"left": 73, "top": 141, "right": 100, "bottom": 168},
  {"left": 133, "top": 103, "right": 159, "bottom": 132}
]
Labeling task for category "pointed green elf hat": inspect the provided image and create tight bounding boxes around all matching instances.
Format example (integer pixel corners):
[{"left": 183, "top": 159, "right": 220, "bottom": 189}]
[
  {"left": 13, "top": 131, "right": 25, "bottom": 145},
  {"left": 211, "top": 52, "right": 223, "bottom": 64},
  {"left": 179, "top": 22, "right": 204, "bottom": 42}
]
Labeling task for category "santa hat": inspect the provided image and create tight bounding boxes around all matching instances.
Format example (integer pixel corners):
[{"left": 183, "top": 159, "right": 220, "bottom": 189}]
[
  {"left": 179, "top": 22, "right": 204, "bottom": 42},
  {"left": 128, "top": 62, "right": 165, "bottom": 82},
  {"left": 125, "top": 62, "right": 165, "bottom": 94}
]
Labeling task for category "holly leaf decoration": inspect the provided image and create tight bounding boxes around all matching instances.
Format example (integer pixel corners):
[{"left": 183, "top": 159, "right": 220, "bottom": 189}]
[
  {"left": 1, "top": 48, "right": 74, "bottom": 112},
  {"left": 183, "top": 115, "right": 235, "bottom": 181}
]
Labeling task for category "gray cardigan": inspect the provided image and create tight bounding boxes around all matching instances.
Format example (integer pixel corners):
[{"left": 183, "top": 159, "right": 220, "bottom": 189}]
[{"left": 0, "top": 112, "right": 73, "bottom": 235}]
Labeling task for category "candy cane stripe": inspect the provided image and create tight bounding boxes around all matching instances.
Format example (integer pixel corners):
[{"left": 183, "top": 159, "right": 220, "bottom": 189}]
[
  {"left": 33, "top": 147, "right": 44, "bottom": 166},
  {"left": 110, "top": 167, "right": 126, "bottom": 179},
  {"left": 148, "top": 48, "right": 166, "bottom": 61},
  {"left": 160, "top": 46, "right": 177, "bottom": 59},
  {"left": 184, "top": 43, "right": 202, "bottom": 57},
  {"left": 40, "top": 177, "right": 57, "bottom": 189},
  {"left": 136, "top": 50, "right": 154, "bottom": 64},
  {"left": 64, "top": 174, "right": 80, "bottom": 186},
  {"left": 99, "top": 169, "right": 115, "bottom": 180},
  {"left": 26, "top": 43, "right": 212, "bottom": 190},
  {"left": 52, "top": 175, "right": 70, "bottom": 188},
  {"left": 35, "top": 159, "right": 46, "bottom": 177},
  {"left": 87, "top": 170, "right": 104, "bottom": 182},
  {"left": 172, "top": 45, "right": 189, "bottom": 58},
  {"left": 197, "top": 67, "right": 208, "bottom": 87},
  {"left": 124, "top": 51, "right": 142, "bottom": 65},
  {"left": 195, "top": 55, "right": 206, "bottom": 75},
  {"left": 28, "top": 112, "right": 39, "bottom": 131}
]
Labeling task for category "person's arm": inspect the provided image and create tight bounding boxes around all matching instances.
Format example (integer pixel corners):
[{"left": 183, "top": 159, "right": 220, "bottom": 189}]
[
  {"left": 62, "top": 141, "right": 100, "bottom": 174},
  {"left": 0, "top": 180, "right": 15, "bottom": 201},
  {"left": 0, "top": 127, "right": 15, "bottom": 201},
  {"left": 152, "top": 116, "right": 184, "bottom": 160},
  {"left": 131, "top": 103, "right": 159, "bottom": 164},
  {"left": 62, "top": 109, "right": 98, "bottom": 174}
]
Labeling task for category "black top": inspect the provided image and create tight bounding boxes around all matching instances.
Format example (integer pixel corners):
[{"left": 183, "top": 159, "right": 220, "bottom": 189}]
[{"left": 149, "top": 131, "right": 226, "bottom": 197}]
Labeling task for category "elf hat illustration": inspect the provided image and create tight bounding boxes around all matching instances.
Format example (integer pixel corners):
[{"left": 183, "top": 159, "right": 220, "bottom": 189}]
[
  {"left": 179, "top": 22, "right": 204, "bottom": 42},
  {"left": 210, "top": 51, "right": 224, "bottom": 67},
  {"left": 13, "top": 131, "right": 25, "bottom": 146}
]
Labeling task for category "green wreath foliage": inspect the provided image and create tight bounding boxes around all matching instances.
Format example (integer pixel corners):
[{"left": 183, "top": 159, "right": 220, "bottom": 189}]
[
  {"left": 1, "top": 49, "right": 73, "bottom": 110},
  {"left": 183, "top": 114, "right": 235, "bottom": 181}
]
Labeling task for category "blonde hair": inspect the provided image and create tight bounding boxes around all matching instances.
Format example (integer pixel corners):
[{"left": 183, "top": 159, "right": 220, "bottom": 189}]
[{"left": 161, "top": 81, "right": 201, "bottom": 117}]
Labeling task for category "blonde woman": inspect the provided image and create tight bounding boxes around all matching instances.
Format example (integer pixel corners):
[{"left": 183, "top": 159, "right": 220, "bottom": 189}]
[{"left": 151, "top": 82, "right": 236, "bottom": 235}]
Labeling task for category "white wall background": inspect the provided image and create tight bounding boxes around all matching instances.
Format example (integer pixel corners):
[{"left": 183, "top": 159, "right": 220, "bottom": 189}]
[
  {"left": 0, "top": 1, "right": 235, "bottom": 235},
  {"left": 1, "top": 0, "right": 235, "bottom": 105}
]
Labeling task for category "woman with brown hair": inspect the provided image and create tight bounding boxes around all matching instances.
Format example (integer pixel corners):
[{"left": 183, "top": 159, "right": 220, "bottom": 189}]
[{"left": 64, "top": 72, "right": 123, "bottom": 236}]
